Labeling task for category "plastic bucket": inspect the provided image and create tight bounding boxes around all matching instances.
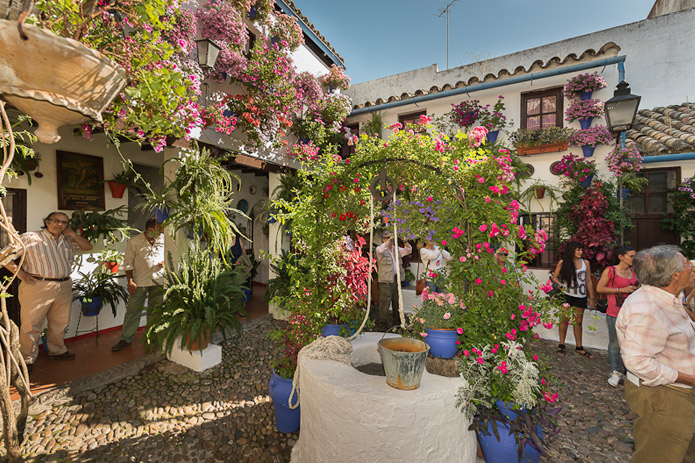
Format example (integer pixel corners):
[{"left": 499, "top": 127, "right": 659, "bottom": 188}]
[{"left": 377, "top": 337, "right": 429, "bottom": 390}]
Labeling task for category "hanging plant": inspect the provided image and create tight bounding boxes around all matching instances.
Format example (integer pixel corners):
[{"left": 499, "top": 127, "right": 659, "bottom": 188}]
[
  {"left": 565, "top": 99, "right": 605, "bottom": 122},
  {"left": 568, "top": 125, "right": 613, "bottom": 147},
  {"left": 563, "top": 72, "right": 607, "bottom": 100}
]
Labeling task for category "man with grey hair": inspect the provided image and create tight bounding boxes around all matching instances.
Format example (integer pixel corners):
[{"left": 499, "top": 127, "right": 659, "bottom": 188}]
[
  {"left": 375, "top": 230, "right": 411, "bottom": 330},
  {"left": 616, "top": 245, "right": 695, "bottom": 463}
]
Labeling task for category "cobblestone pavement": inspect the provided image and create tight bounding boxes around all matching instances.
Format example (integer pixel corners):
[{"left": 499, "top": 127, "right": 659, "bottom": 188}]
[{"left": 5, "top": 315, "right": 634, "bottom": 462}]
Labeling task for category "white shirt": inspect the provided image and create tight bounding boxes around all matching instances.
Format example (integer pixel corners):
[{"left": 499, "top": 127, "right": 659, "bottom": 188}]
[
  {"left": 122, "top": 233, "right": 164, "bottom": 287},
  {"left": 420, "top": 245, "right": 451, "bottom": 272}
]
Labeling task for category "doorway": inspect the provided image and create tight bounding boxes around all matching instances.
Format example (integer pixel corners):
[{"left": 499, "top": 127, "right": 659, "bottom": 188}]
[{"left": 0, "top": 188, "right": 27, "bottom": 324}]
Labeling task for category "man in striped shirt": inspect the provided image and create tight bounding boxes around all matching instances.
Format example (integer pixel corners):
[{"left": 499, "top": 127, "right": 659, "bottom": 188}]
[
  {"left": 5, "top": 212, "right": 93, "bottom": 372},
  {"left": 616, "top": 245, "right": 695, "bottom": 463}
]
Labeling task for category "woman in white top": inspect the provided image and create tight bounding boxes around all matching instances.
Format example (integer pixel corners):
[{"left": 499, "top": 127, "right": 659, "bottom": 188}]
[
  {"left": 551, "top": 241, "right": 596, "bottom": 359},
  {"left": 419, "top": 240, "right": 452, "bottom": 293}
]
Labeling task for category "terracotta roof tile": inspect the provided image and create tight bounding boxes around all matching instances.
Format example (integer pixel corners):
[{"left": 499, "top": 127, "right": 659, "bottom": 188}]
[
  {"left": 349, "top": 43, "right": 621, "bottom": 110},
  {"left": 627, "top": 103, "right": 695, "bottom": 155}
]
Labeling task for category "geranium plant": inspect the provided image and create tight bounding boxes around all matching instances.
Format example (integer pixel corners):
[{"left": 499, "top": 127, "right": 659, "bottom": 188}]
[
  {"left": 450, "top": 99, "right": 481, "bottom": 128},
  {"left": 565, "top": 99, "right": 605, "bottom": 122},
  {"left": 551, "top": 153, "right": 597, "bottom": 182},
  {"left": 34, "top": 0, "right": 204, "bottom": 151},
  {"left": 320, "top": 64, "right": 351, "bottom": 91},
  {"left": 605, "top": 143, "right": 648, "bottom": 191},
  {"left": 408, "top": 289, "right": 464, "bottom": 332},
  {"left": 568, "top": 125, "right": 613, "bottom": 147},
  {"left": 563, "top": 72, "right": 607, "bottom": 99},
  {"left": 478, "top": 96, "right": 509, "bottom": 131},
  {"left": 457, "top": 340, "right": 560, "bottom": 458}
]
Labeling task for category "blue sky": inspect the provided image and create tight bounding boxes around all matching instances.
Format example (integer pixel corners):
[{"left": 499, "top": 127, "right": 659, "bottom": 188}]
[{"left": 295, "top": 0, "right": 656, "bottom": 84}]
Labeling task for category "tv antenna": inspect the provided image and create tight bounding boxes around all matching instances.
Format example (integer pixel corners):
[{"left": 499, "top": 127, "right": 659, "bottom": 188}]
[{"left": 437, "top": 0, "right": 459, "bottom": 70}]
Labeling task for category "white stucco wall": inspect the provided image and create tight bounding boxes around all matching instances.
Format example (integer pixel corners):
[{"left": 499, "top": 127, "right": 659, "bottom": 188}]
[{"left": 649, "top": 0, "right": 695, "bottom": 17}]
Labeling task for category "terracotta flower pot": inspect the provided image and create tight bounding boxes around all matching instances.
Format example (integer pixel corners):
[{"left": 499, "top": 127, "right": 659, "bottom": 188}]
[
  {"left": 0, "top": 20, "right": 127, "bottom": 144},
  {"left": 535, "top": 187, "right": 546, "bottom": 199},
  {"left": 185, "top": 330, "right": 212, "bottom": 351},
  {"left": 107, "top": 181, "right": 127, "bottom": 198},
  {"left": 103, "top": 261, "right": 119, "bottom": 274}
]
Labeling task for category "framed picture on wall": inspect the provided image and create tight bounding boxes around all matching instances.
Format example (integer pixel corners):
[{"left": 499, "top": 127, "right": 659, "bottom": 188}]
[{"left": 56, "top": 151, "right": 105, "bottom": 210}]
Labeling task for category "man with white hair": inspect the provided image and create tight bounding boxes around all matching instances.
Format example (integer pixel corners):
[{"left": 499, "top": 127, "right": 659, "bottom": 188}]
[{"left": 616, "top": 245, "right": 695, "bottom": 463}]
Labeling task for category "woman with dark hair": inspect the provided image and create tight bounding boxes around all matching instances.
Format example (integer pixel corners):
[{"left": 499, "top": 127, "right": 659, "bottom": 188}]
[
  {"left": 551, "top": 241, "right": 596, "bottom": 358},
  {"left": 596, "top": 245, "right": 638, "bottom": 387}
]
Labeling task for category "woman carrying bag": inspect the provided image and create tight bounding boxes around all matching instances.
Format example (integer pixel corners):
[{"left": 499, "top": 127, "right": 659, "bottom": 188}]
[
  {"left": 596, "top": 246, "right": 638, "bottom": 387},
  {"left": 419, "top": 240, "right": 452, "bottom": 294}
]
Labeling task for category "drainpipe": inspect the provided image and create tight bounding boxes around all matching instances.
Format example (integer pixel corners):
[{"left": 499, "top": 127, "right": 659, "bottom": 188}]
[
  {"left": 642, "top": 153, "right": 695, "bottom": 163},
  {"left": 350, "top": 55, "right": 627, "bottom": 116}
]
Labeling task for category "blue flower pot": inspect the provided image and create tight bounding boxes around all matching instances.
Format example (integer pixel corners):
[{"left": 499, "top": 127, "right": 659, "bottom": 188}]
[
  {"left": 269, "top": 372, "right": 300, "bottom": 433},
  {"left": 321, "top": 323, "right": 351, "bottom": 337},
  {"left": 41, "top": 336, "right": 48, "bottom": 352},
  {"left": 579, "top": 174, "right": 594, "bottom": 188},
  {"left": 581, "top": 145, "right": 595, "bottom": 157},
  {"left": 243, "top": 288, "right": 253, "bottom": 302},
  {"left": 618, "top": 187, "right": 630, "bottom": 199},
  {"left": 80, "top": 297, "right": 103, "bottom": 317},
  {"left": 477, "top": 418, "right": 542, "bottom": 463},
  {"left": 580, "top": 90, "right": 593, "bottom": 100},
  {"left": 486, "top": 130, "right": 500, "bottom": 144},
  {"left": 270, "top": 36, "right": 280, "bottom": 45},
  {"left": 424, "top": 328, "right": 458, "bottom": 359},
  {"left": 579, "top": 118, "right": 593, "bottom": 130},
  {"left": 154, "top": 206, "right": 170, "bottom": 223},
  {"left": 401, "top": 281, "right": 410, "bottom": 288},
  {"left": 267, "top": 212, "right": 277, "bottom": 224},
  {"left": 248, "top": 5, "right": 257, "bottom": 19}
]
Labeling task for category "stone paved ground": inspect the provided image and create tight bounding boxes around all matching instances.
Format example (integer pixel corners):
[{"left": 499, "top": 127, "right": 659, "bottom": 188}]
[{"left": 4, "top": 315, "right": 634, "bottom": 462}]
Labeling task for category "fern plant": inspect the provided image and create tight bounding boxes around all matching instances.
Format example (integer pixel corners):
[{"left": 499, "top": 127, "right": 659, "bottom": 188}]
[
  {"left": 72, "top": 268, "right": 129, "bottom": 317},
  {"left": 145, "top": 248, "right": 250, "bottom": 355}
]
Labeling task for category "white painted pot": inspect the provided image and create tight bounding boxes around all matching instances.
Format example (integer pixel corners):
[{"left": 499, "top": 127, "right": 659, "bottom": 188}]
[{"left": 0, "top": 20, "right": 127, "bottom": 143}]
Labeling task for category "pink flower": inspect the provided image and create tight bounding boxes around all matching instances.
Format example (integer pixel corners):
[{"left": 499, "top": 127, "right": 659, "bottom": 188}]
[
  {"left": 479, "top": 224, "right": 488, "bottom": 232},
  {"left": 420, "top": 332, "right": 428, "bottom": 338},
  {"left": 475, "top": 278, "right": 482, "bottom": 285},
  {"left": 456, "top": 327, "right": 463, "bottom": 335},
  {"left": 478, "top": 177, "right": 485, "bottom": 183},
  {"left": 441, "top": 240, "right": 448, "bottom": 246},
  {"left": 476, "top": 357, "right": 484, "bottom": 364},
  {"left": 426, "top": 196, "right": 433, "bottom": 202},
  {"left": 443, "top": 312, "right": 451, "bottom": 320},
  {"left": 533, "top": 354, "right": 539, "bottom": 361},
  {"left": 463, "top": 350, "right": 470, "bottom": 356},
  {"left": 500, "top": 279, "right": 506, "bottom": 285},
  {"left": 488, "top": 291, "right": 494, "bottom": 297}
]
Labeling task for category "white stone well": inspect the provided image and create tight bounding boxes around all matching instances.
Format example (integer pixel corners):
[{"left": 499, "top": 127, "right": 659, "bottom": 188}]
[{"left": 290, "top": 331, "right": 477, "bottom": 462}]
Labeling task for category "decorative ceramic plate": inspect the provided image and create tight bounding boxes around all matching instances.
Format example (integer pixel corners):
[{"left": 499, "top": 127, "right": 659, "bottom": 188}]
[{"left": 237, "top": 199, "right": 249, "bottom": 213}]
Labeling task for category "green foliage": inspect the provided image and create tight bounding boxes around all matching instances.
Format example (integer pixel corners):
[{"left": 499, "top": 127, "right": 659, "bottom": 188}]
[
  {"left": 138, "top": 145, "right": 246, "bottom": 256},
  {"left": 72, "top": 267, "right": 129, "bottom": 317},
  {"left": 664, "top": 176, "right": 695, "bottom": 259},
  {"left": 518, "top": 180, "right": 561, "bottom": 213},
  {"left": 0, "top": 115, "right": 38, "bottom": 192},
  {"left": 508, "top": 127, "right": 574, "bottom": 148},
  {"left": 70, "top": 206, "right": 135, "bottom": 246},
  {"left": 145, "top": 248, "right": 249, "bottom": 355},
  {"left": 265, "top": 250, "right": 305, "bottom": 306},
  {"left": 361, "top": 112, "right": 383, "bottom": 139}
]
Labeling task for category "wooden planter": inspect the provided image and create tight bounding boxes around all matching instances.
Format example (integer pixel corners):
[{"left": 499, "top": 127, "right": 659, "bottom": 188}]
[
  {"left": 517, "top": 142, "right": 568, "bottom": 156},
  {"left": 0, "top": 20, "right": 127, "bottom": 144}
]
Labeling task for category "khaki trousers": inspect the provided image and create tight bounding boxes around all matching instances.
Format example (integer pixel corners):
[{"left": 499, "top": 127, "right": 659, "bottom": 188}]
[
  {"left": 18, "top": 280, "right": 72, "bottom": 363},
  {"left": 625, "top": 378, "right": 695, "bottom": 463}
]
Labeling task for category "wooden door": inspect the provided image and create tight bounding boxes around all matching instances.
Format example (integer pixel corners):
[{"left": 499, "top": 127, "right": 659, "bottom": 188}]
[
  {"left": 624, "top": 167, "right": 680, "bottom": 250},
  {"left": 0, "top": 188, "right": 27, "bottom": 324}
]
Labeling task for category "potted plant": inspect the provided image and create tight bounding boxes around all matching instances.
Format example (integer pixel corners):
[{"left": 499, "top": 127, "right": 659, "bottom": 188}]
[
  {"left": 361, "top": 111, "right": 384, "bottom": 139},
  {"left": 72, "top": 267, "right": 129, "bottom": 317},
  {"left": 145, "top": 248, "right": 249, "bottom": 354},
  {"left": 457, "top": 339, "right": 560, "bottom": 463},
  {"left": 70, "top": 206, "right": 135, "bottom": 246},
  {"left": 403, "top": 268, "right": 416, "bottom": 287},
  {"left": 568, "top": 125, "right": 613, "bottom": 157},
  {"left": 605, "top": 143, "right": 647, "bottom": 193},
  {"left": 86, "top": 249, "right": 123, "bottom": 274},
  {"left": 107, "top": 170, "right": 137, "bottom": 199},
  {"left": 565, "top": 99, "right": 605, "bottom": 129},
  {"left": 407, "top": 289, "right": 464, "bottom": 359},
  {"left": 564, "top": 72, "right": 607, "bottom": 101},
  {"left": 320, "top": 64, "right": 351, "bottom": 91},
  {"left": 519, "top": 180, "right": 561, "bottom": 212},
  {"left": 551, "top": 153, "right": 597, "bottom": 187},
  {"left": 508, "top": 127, "right": 574, "bottom": 155},
  {"left": 478, "top": 95, "right": 509, "bottom": 143}
]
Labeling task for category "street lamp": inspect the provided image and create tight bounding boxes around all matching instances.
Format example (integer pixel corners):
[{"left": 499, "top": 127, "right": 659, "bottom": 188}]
[
  {"left": 604, "top": 80, "right": 641, "bottom": 245},
  {"left": 195, "top": 38, "right": 222, "bottom": 70},
  {"left": 604, "top": 81, "right": 641, "bottom": 133}
]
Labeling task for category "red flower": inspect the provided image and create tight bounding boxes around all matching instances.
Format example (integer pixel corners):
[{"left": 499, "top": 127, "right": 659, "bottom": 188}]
[{"left": 339, "top": 214, "right": 346, "bottom": 221}]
